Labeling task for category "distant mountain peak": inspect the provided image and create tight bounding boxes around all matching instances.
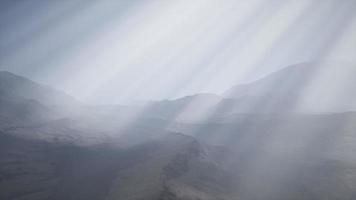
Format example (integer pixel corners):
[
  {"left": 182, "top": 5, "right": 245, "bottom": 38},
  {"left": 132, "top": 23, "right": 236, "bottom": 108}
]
[
  {"left": 224, "top": 61, "right": 356, "bottom": 113},
  {"left": 0, "top": 71, "right": 79, "bottom": 106}
]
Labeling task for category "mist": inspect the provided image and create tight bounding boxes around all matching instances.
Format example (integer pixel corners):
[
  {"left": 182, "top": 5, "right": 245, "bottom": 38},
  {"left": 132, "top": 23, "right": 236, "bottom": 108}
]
[
  {"left": 1, "top": 0, "right": 356, "bottom": 200},
  {"left": 1, "top": 0, "right": 356, "bottom": 104}
]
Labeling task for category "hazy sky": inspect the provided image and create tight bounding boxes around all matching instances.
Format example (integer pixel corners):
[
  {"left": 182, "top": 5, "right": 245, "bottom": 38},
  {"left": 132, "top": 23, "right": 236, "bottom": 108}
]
[{"left": 1, "top": 0, "right": 356, "bottom": 104}]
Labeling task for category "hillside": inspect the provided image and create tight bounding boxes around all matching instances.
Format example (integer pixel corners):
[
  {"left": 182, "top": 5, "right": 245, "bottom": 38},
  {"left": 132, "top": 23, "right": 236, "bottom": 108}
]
[
  {"left": 0, "top": 71, "right": 78, "bottom": 107},
  {"left": 224, "top": 61, "right": 356, "bottom": 113}
]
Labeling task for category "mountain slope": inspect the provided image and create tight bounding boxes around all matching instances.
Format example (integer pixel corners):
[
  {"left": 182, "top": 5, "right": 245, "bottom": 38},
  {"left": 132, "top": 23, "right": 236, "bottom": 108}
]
[
  {"left": 0, "top": 71, "right": 81, "bottom": 130},
  {"left": 167, "top": 112, "right": 356, "bottom": 200},
  {"left": 224, "top": 61, "right": 356, "bottom": 113},
  {"left": 0, "top": 131, "right": 232, "bottom": 200},
  {"left": 0, "top": 71, "right": 78, "bottom": 106},
  {"left": 135, "top": 61, "right": 356, "bottom": 123},
  {"left": 145, "top": 93, "right": 223, "bottom": 122},
  {"left": 0, "top": 133, "right": 127, "bottom": 200},
  {"left": 106, "top": 133, "right": 232, "bottom": 200}
]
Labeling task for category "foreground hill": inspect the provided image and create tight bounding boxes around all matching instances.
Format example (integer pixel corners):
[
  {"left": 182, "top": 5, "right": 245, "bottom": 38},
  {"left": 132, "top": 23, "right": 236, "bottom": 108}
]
[
  {"left": 167, "top": 112, "right": 356, "bottom": 199},
  {"left": 0, "top": 132, "right": 232, "bottom": 200},
  {"left": 2, "top": 112, "right": 355, "bottom": 200}
]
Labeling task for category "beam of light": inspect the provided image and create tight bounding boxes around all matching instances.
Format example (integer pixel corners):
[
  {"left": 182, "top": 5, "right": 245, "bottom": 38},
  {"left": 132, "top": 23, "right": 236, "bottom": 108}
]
[
  {"left": 158, "top": 2, "right": 356, "bottom": 197},
  {"left": 86, "top": 0, "right": 296, "bottom": 131},
  {"left": 71, "top": 0, "right": 265, "bottom": 104},
  {"left": 162, "top": 0, "right": 317, "bottom": 127},
  {"left": 1, "top": 0, "right": 356, "bottom": 105},
  {"left": 49, "top": 0, "right": 269, "bottom": 134},
  {"left": 1, "top": 0, "right": 356, "bottom": 198}
]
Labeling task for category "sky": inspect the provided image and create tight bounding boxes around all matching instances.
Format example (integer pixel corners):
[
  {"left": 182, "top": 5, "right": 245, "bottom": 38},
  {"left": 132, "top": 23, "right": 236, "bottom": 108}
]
[{"left": 1, "top": 0, "right": 356, "bottom": 104}]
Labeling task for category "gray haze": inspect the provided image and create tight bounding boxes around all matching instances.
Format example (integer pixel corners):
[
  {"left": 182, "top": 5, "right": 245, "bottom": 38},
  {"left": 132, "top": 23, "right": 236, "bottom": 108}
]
[
  {"left": 1, "top": 0, "right": 356, "bottom": 104},
  {"left": 1, "top": 2, "right": 356, "bottom": 199}
]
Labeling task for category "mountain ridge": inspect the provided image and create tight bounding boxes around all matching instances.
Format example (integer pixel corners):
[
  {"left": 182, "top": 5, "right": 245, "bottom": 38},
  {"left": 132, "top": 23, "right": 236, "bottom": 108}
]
[
  {"left": 223, "top": 61, "right": 356, "bottom": 113},
  {"left": 0, "top": 71, "right": 79, "bottom": 106}
]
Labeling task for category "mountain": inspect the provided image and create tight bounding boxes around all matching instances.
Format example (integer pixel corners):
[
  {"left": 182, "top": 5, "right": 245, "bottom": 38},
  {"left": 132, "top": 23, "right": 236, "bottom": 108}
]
[
  {"left": 1, "top": 69, "right": 356, "bottom": 200},
  {"left": 0, "top": 71, "right": 78, "bottom": 107},
  {"left": 145, "top": 93, "right": 223, "bottom": 122},
  {"left": 0, "top": 71, "right": 82, "bottom": 129},
  {"left": 136, "top": 61, "right": 356, "bottom": 123},
  {"left": 224, "top": 61, "right": 356, "bottom": 113},
  {"left": 0, "top": 72, "right": 231, "bottom": 199}
]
